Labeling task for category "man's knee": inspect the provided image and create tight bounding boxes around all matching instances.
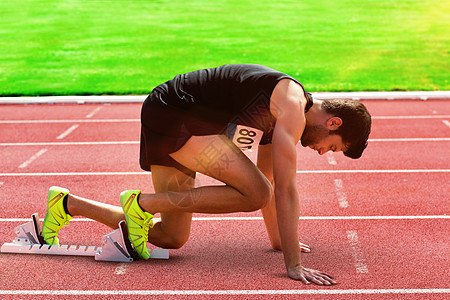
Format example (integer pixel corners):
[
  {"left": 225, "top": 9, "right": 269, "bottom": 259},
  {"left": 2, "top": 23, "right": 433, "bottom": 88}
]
[
  {"left": 164, "top": 234, "right": 189, "bottom": 249},
  {"left": 244, "top": 176, "right": 273, "bottom": 212},
  {"left": 148, "top": 225, "right": 190, "bottom": 249}
]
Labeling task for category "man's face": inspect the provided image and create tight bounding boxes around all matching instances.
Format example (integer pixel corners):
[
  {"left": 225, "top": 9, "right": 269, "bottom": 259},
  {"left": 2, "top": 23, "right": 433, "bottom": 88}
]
[{"left": 300, "top": 124, "right": 346, "bottom": 155}]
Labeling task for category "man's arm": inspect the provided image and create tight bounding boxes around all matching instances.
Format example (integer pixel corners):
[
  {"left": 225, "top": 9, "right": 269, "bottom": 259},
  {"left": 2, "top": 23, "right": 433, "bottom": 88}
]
[
  {"left": 270, "top": 79, "right": 336, "bottom": 285},
  {"left": 257, "top": 144, "right": 280, "bottom": 250},
  {"left": 257, "top": 144, "right": 310, "bottom": 252}
]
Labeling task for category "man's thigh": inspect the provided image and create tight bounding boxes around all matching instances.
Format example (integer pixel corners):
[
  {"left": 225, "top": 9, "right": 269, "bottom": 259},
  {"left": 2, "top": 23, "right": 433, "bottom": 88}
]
[{"left": 169, "top": 134, "right": 268, "bottom": 195}]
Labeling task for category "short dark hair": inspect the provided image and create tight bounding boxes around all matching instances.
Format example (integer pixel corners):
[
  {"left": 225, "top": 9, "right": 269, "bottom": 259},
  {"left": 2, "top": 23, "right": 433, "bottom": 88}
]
[{"left": 321, "top": 99, "right": 372, "bottom": 159}]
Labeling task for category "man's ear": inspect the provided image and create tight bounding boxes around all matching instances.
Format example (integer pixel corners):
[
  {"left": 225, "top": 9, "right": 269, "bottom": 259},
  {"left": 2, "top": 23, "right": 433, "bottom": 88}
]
[{"left": 326, "top": 117, "right": 343, "bottom": 130}]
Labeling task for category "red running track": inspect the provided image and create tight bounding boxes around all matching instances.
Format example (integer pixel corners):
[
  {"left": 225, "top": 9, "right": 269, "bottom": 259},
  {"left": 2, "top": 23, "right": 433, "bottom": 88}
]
[{"left": 0, "top": 100, "right": 449, "bottom": 299}]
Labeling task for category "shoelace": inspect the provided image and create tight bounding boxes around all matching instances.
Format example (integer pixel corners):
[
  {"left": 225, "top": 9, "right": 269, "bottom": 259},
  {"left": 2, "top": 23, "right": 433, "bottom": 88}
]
[{"left": 142, "top": 217, "right": 153, "bottom": 240}]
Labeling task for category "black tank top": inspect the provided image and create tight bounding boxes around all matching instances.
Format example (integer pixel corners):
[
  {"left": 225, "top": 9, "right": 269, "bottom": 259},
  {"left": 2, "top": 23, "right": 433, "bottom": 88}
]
[{"left": 153, "top": 64, "right": 313, "bottom": 146}]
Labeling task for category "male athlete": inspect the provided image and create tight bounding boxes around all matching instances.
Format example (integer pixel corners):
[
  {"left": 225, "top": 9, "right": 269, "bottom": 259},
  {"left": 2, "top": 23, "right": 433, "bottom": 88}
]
[{"left": 41, "top": 64, "right": 371, "bottom": 285}]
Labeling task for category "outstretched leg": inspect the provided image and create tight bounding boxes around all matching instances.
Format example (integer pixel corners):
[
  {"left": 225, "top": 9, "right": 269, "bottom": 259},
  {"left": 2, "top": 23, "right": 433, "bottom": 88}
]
[
  {"left": 66, "top": 194, "right": 124, "bottom": 229},
  {"left": 41, "top": 186, "right": 124, "bottom": 246}
]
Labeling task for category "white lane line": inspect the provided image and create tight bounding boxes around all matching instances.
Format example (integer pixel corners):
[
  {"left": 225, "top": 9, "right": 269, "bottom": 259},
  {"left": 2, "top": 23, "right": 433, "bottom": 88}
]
[
  {"left": 0, "top": 171, "right": 147, "bottom": 176},
  {"left": 17, "top": 149, "right": 47, "bottom": 169},
  {"left": 0, "top": 141, "right": 139, "bottom": 146},
  {"left": 326, "top": 152, "right": 337, "bottom": 165},
  {"left": 346, "top": 230, "right": 369, "bottom": 274},
  {"left": 0, "top": 289, "right": 448, "bottom": 296},
  {"left": 296, "top": 169, "right": 450, "bottom": 174},
  {"left": 1, "top": 115, "right": 449, "bottom": 124},
  {"left": 0, "top": 119, "right": 139, "bottom": 124},
  {"left": 334, "top": 179, "right": 348, "bottom": 208},
  {"left": 1, "top": 215, "right": 449, "bottom": 222},
  {"left": 1, "top": 137, "right": 449, "bottom": 147},
  {"left": 0, "top": 169, "right": 449, "bottom": 177},
  {"left": 372, "top": 115, "right": 450, "bottom": 120},
  {"left": 369, "top": 137, "right": 450, "bottom": 142},
  {"left": 443, "top": 120, "right": 450, "bottom": 128},
  {"left": 56, "top": 124, "right": 79, "bottom": 140},
  {"left": 85, "top": 107, "right": 102, "bottom": 118}
]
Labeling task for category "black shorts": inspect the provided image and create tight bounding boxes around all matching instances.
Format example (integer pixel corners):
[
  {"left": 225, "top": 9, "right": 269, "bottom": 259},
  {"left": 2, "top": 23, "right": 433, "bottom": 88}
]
[
  {"left": 139, "top": 92, "right": 194, "bottom": 177},
  {"left": 139, "top": 91, "right": 223, "bottom": 177}
]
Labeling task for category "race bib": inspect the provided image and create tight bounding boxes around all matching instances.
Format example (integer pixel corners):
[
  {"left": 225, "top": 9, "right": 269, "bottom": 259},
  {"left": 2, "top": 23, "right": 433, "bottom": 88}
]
[{"left": 226, "top": 124, "right": 263, "bottom": 151}]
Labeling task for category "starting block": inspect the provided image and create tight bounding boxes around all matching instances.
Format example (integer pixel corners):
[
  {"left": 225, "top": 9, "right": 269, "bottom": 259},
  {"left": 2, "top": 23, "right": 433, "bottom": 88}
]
[{"left": 1, "top": 213, "right": 169, "bottom": 262}]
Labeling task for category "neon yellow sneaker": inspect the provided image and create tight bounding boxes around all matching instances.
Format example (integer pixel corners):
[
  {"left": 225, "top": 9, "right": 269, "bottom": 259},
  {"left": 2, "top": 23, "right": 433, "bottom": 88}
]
[
  {"left": 120, "top": 190, "right": 154, "bottom": 260},
  {"left": 41, "top": 186, "right": 72, "bottom": 245}
]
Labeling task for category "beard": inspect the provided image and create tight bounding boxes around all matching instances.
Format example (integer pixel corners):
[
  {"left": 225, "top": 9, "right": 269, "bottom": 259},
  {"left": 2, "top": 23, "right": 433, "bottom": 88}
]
[{"left": 300, "top": 124, "right": 330, "bottom": 147}]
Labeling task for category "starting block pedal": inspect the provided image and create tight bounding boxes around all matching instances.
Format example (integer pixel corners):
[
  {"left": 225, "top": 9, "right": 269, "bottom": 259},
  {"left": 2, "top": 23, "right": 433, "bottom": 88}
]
[{"left": 1, "top": 213, "right": 169, "bottom": 262}]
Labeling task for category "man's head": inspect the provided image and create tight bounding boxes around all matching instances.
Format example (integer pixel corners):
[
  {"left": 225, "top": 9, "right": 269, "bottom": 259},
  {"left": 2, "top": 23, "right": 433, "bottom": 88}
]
[{"left": 301, "top": 98, "right": 372, "bottom": 158}]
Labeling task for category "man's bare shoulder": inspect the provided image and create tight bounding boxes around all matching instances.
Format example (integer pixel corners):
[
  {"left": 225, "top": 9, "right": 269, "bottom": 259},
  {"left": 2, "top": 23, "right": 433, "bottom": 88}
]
[{"left": 270, "top": 78, "right": 307, "bottom": 119}]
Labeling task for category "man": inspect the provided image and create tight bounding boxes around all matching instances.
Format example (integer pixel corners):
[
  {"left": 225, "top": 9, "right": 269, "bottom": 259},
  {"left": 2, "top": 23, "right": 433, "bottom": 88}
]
[{"left": 41, "top": 64, "right": 371, "bottom": 285}]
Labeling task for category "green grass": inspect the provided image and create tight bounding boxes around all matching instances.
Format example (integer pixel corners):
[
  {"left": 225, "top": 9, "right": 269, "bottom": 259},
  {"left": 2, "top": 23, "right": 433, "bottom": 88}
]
[{"left": 0, "top": 0, "right": 448, "bottom": 96}]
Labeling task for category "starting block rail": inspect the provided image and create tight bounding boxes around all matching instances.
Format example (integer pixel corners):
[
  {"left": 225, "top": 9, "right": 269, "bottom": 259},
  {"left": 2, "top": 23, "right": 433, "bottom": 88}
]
[{"left": 1, "top": 213, "right": 169, "bottom": 262}]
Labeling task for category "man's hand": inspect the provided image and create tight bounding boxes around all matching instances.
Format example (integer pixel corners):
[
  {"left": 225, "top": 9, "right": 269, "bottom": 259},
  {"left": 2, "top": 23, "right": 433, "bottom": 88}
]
[{"left": 288, "top": 266, "right": 337, "bottom": 285}]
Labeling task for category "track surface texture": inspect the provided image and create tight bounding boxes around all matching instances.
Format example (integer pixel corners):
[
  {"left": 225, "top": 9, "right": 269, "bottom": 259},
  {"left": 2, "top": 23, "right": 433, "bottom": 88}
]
[{"left": 0, "top": 99, "right": 449, "bottom": 299}]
